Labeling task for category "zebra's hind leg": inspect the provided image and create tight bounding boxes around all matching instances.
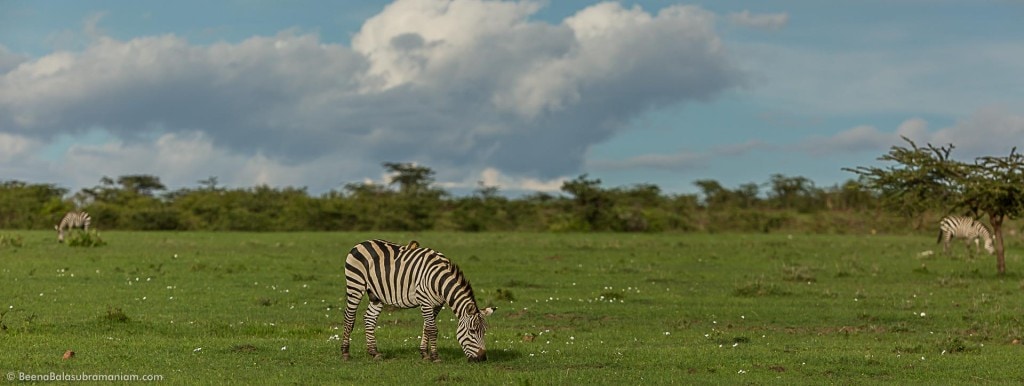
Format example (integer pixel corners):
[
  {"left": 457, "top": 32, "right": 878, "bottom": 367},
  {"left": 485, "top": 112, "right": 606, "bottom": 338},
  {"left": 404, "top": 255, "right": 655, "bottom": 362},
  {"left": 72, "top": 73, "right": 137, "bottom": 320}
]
[
  {"left": 363, "top": 301, "right": 384, "bottom": 359},
  {"left": 340, "top": 291, "right": 363, "bottom": 361},
  {"left": 420, "top": 305, "right": 442, "bottom": 362}
]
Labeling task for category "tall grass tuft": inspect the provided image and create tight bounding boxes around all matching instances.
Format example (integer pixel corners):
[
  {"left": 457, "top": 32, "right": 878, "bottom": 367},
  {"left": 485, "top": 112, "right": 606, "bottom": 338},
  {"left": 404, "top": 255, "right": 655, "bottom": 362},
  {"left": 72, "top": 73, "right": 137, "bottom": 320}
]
[
  {"left": 103, "top": 306, "right": 129, "bottom": 323},
  {"left": 0, "top": 234, "right": 23, "bottom": 247},
  {"left": 67, "top": 230, "right": 107, "bottom": 247}
]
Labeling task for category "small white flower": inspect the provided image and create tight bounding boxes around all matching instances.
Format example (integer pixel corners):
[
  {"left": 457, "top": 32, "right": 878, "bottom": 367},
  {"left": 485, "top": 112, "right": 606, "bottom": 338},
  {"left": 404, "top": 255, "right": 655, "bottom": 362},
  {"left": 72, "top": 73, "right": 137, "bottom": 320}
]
[
  {"left": 281, "top": 346, "right": 287, "bottom": 351},
  {"left": 194, "top": 347, "right": 202, "bottom": 352},
  {"left": 919, "top": 312, "right": 926, "bottom": 317},
  {"left": 664, "top": 331, "right": 671, "bottom": 336}
]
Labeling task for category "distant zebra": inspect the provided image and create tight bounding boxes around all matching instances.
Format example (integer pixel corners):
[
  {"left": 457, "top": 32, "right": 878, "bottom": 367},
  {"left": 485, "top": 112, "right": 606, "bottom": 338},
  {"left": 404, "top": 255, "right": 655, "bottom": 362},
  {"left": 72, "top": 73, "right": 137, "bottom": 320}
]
[
  {"left": 341, "top": 239, "right": 494, "bottom": 362},
  {"left": 937, "top": 215, "right": 995, "bottom": 255},
  {"left": 55, "top": 211, "right": 91, "bottom": 243}
]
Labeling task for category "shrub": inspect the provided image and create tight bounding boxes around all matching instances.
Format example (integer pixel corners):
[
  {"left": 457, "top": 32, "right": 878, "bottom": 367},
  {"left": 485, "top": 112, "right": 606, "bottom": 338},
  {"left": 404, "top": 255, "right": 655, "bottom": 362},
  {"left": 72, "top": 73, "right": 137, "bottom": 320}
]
[
  {"left": 66, "top": 230, "right": 107, "bottom": 247},
  {"left": 0, "top": 234, "right": 23, "bottom": 248}
]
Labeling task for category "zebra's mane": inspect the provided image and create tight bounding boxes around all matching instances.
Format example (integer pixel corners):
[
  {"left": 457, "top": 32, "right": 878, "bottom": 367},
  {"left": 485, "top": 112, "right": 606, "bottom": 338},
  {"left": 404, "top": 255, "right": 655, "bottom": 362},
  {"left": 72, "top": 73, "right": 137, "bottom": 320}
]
[
  {"left": 443, "top": 258, "right": 477, "bottom": 299},
  {"left": 436, "top": 255, "right": 484, "bottom": 315}
]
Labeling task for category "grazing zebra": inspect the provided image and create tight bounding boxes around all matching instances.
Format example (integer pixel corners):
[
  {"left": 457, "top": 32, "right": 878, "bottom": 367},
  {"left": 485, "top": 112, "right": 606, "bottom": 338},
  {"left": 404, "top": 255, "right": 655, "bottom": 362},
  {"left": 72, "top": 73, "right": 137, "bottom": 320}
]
[
  {"left": 55, "top": 211, "right": 91, "bottom": 243},
  {"left": 341, "top": 239, "right": 494, "bottom": 362},
  {"left": 937, "top": 215, "right": 995, "bottom": 255}
]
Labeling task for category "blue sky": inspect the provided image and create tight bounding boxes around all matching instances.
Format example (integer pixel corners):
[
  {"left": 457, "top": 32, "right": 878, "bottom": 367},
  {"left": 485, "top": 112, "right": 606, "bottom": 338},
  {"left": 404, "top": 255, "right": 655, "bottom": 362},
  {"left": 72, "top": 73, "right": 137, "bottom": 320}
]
[{"left": 1, "top": 1, "right": 1022, "bottom": 196}]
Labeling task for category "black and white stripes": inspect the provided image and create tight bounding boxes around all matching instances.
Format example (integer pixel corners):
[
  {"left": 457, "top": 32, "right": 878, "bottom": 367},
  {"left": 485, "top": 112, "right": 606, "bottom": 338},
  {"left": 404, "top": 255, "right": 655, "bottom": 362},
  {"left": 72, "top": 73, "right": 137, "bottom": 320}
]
[
  {"left": 341, "top": 239, "right": 494, "bottom": 362},
  {"left": 55, "top": 211, "right": 91, "bottom": 243},
  {"left": 938, "top": 215, "right": 994, "bottom": 255}
]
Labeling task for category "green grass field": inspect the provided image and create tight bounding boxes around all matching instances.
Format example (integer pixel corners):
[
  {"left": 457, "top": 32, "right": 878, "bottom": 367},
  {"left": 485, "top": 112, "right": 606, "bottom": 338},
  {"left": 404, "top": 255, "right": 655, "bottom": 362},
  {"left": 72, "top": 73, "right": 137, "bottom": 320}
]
[{"left": 1, "top": 231, "right": 1022, "bottom": 384}]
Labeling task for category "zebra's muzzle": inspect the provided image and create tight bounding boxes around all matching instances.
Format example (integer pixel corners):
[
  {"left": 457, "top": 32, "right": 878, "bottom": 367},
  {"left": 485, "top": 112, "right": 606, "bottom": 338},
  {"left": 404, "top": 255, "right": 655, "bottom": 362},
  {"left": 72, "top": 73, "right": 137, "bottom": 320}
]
[{"left": 468, "top": 350, "right": 487, "bottom": 362}]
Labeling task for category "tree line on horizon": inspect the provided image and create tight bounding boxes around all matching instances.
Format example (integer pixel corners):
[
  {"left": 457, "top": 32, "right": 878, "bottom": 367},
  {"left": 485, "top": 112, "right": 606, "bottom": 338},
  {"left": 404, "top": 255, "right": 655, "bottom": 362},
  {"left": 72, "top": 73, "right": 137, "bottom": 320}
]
[
  {"left": 7, "top": 138, "right": 1023, "bottom": 275},
  {"left": 1, "top": 162, "right": 918, "bottom": 234}
]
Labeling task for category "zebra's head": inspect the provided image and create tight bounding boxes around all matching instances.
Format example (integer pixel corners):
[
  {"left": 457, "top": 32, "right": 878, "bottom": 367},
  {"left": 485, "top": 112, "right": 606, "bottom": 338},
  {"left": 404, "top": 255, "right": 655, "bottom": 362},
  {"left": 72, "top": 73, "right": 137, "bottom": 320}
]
[
  {"left": 984, "top": 238, "right": 995, "bottom": 255},
  {"left": 457, "top": 306, "right": 495, "bottom": 362},
  {"left": 55, "top": 225, "right": 64, "bottom": 243}
]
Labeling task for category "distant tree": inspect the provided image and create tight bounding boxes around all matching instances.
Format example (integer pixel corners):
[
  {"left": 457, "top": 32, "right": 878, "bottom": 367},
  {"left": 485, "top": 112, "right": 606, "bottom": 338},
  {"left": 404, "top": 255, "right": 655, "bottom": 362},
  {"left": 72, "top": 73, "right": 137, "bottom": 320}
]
[
  {"left": 694, "top": 179, "right": 730, "bottom": 209},
  {"left": 451, "top": 182, "right": 505, "bottom": 232},
  {"left": 561, "top": 174, "right": 611, "bottom": 231},
  {"left": 846, "top": 137, "right": 1024, "bottom": 275},
  {"left": 608, "top": 183, "right": 665, "bottom": 232},
  {"left": 117, "top": 174, "right": 166, "bottom": 197},
  {"left": 198, "top": 176, "right": 221, "bottom": 191},
  {"left": 382, "top": 162, "right": 435, "bottom": 195},
  {"left": 734, "top": 183, "right": 761, "bottom": 209},
  {"left": 766, "top": 174, "right": 820, "bottom": 212},
  {"left": 0, "top": 181, "right": 68, "bottom": 229}
]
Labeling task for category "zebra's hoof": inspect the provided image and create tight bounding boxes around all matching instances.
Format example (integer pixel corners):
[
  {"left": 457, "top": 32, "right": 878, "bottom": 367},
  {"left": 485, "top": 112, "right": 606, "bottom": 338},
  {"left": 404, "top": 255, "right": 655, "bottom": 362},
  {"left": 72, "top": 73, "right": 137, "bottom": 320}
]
[
  {"left": 342, "top": 354, "right": 350, "bottom": 361},
  {"left": 371, "top": 354, "right": 383, "bottom": 360}
]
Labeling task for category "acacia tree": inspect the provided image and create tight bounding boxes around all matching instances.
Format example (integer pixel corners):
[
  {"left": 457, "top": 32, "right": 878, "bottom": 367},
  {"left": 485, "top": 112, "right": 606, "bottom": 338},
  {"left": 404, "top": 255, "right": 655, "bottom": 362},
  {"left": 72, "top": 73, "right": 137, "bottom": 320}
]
[{"left": 846, "top": 137, "right": 1024, "bottom": 275}]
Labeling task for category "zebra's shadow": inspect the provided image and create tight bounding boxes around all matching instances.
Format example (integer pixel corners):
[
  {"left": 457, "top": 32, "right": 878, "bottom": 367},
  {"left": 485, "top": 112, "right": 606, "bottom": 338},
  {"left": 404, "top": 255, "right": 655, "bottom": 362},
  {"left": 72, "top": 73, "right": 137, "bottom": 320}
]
[{"left": 367, "top": 347, "right": 524, "bottom": 362}]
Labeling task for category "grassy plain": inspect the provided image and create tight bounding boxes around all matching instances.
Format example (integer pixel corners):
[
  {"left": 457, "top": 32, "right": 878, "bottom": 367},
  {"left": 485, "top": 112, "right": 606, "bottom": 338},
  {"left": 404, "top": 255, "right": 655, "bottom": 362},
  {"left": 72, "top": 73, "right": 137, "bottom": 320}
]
[{"left": 0, "top": 231, "right": 1022, "bottom": 384}]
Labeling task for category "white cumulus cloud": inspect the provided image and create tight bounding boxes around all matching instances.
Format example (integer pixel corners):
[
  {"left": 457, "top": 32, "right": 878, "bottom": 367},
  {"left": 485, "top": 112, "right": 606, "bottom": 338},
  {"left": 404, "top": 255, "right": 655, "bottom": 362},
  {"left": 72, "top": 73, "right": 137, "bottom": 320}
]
[{"left": 0, "top": 0, "right": 743, "bottom": 193}]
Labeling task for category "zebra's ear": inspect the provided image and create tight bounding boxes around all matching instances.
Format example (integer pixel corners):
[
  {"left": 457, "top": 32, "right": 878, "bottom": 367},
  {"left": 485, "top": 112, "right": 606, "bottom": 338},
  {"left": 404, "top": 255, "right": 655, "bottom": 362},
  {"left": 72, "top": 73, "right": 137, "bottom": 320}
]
[{"left": 480, "top": 307, "right": 495, "bottom": 317}]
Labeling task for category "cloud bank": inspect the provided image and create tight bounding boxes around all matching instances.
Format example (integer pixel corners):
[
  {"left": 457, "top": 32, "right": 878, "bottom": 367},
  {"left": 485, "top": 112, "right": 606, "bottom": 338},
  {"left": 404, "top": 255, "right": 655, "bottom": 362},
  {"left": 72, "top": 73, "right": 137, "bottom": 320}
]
[{"left": 0, "top": 0, "right": 743, "bottom": 193}]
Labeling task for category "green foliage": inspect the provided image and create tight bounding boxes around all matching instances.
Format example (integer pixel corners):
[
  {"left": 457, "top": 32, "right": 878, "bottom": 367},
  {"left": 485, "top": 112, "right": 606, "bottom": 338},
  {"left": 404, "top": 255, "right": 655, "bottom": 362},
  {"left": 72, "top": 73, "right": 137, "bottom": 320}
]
[
  {"left": 65, "top": 230, "right": 107, "bottom": 247},
  {"left": 0, "top": 163, "right": 925, "bottom": 235},
  {"left": 0, "top": 234, "right": 23, "bottom": 247},
  {"left": 0, "top": 180, "right": 68, "bottom": 229}
]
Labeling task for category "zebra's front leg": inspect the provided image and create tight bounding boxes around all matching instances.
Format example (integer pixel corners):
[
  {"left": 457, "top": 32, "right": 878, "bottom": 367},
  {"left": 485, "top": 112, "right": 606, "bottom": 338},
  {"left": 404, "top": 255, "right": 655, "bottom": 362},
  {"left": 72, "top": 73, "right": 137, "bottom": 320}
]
[
  {"left": 364, "top": 301, "right": 384, "bottom": 359},
  {"left": 420, "top": 305, "right": 442, "bottom": 362}
]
